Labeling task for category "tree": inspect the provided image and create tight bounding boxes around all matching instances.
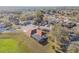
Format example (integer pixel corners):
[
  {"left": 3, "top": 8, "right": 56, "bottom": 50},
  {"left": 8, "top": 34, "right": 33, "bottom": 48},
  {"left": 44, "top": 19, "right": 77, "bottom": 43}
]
[
  {"left": 33, "top": 10, "right": 44, "bottom": 25},
  {"left": 67, "top": 42, "right": 79, "bottom": 53},
  {"left": 48, "top": 24, "right": 70, "bottom": 52}
]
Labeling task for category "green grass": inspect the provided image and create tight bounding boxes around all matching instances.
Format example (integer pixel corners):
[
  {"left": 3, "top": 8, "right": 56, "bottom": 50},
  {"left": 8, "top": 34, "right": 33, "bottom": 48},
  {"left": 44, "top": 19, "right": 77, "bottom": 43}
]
[
  {"left": 0, "top": 38, "right": 31, "bottom": 53},
  {"left": 0, "top": 39, "right": 19, "bottom": 52},
  {"left": 0, "top": 33, "right": 31, "bottom": 53}
]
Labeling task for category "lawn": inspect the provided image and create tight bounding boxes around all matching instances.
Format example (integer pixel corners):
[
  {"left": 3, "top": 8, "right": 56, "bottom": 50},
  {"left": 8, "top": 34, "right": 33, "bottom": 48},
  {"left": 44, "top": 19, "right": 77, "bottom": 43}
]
[
  {"left": 0, "top": 32, "right": 31, "bottom": 53},
  {"left": 0, "top": 38, "right": 30, "bottom": 52}
]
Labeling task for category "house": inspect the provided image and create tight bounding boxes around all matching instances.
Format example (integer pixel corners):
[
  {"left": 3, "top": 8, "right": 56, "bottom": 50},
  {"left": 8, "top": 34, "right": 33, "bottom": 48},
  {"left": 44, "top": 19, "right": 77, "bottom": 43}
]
[
  {"left": 68, "top": 32, "right": 79, "bottom": 41},
  {"left": 61, "top": 21, "right": 77, "bottom": 28},
  {"left": 0, "top": 23, "right": 6, "bottom": 32},
  {"left": 9, "top": 16, "right": 19, "bottom": 25},
  {"left": 19, "top": 20, "right": 34, "bottom": 26},
  {"left": 31, "top": 29, "right": 48, "bottom": 43},
  {"left": 0, "top": 22, "right": 15, "bottom": 32},
  {"left": 39, "top": 25, "right": 52, "bottom": 32},
  {"left": 22, "top": 24, "right": 48, "bottom": 43}
]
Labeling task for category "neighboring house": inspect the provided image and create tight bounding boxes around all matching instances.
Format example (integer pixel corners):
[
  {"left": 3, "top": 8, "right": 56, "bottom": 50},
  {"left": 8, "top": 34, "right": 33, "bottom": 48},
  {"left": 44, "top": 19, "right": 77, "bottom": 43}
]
[
  {"left": 0, "top": 22, "right": 15, "bottom": 32},
  {"left": 39, "top": 25, "right": 52, "bottom": 32},
  {"left": 19, "top": 20, "right": 34, "bottom": 26},
  {"left": 68, "top": 32, "right": 79, "bottom": 41},
  {"left": 9, "top": 16, "right": 19, "bottom": 25},
  {"left": 61, "top": 21, "right": 77, "bottom": 28},
  {"left": 0, "top": 23, "right": 5, "bottom": 32}
]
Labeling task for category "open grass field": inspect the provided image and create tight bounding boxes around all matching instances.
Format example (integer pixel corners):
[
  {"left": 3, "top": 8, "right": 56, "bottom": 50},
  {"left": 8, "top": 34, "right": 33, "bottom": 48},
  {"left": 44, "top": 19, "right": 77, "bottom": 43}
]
[
  {"left": 0, "top": 39, "right": 21, "bottom": 52},
  {"left": 0, "top": 32, "right": 32, "bottom": 53},
  {"left": 0, "top": 38, "right": 31, "bottom": 53}
]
